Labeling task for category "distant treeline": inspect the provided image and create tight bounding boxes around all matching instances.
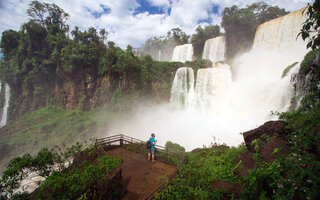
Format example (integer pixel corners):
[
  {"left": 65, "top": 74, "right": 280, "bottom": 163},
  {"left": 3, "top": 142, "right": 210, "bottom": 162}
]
[{"left": 140, "top": 2, "right": 288, "bottom": 61}]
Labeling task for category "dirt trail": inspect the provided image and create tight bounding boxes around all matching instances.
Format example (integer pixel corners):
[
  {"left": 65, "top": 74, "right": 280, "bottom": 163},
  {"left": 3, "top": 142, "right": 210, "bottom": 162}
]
[{"left": 105, "top": 147, "right": 176, "bottom": 200}]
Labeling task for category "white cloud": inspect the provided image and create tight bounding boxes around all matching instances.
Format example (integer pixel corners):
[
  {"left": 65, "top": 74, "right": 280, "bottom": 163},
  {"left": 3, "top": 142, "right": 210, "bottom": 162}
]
[
  {"left": 0, "top": 0, "right": 311, "bottom": 48},
  {"left": 147, "top": 0, "right": 171, "bottom": 7}
]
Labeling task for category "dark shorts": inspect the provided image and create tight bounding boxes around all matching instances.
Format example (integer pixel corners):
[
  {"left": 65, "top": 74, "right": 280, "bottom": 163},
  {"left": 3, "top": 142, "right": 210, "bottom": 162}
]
[{"left": 150, "top": 148, "right": 155, "bottom": 155}]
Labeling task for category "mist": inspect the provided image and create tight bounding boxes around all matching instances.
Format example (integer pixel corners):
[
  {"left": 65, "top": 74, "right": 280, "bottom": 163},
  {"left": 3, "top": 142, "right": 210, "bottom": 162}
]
[{"left": 99, "top": 9, "right": 309, "bottom": 152}]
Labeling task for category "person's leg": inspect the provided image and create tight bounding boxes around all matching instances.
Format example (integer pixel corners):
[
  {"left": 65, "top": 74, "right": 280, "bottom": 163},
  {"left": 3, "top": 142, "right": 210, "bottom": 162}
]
[
  {"left": 151, "top": 149, "right": 155, "bottom": 162},
  {"left": 148, "top": 152, "right": 150, "bottom": 160}
]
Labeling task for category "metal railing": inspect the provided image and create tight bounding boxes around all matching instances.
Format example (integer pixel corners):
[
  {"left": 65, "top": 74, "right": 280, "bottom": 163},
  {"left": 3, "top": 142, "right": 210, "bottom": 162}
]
[{"left": 95, "top": 134, "right": 187, "bottom": 164}]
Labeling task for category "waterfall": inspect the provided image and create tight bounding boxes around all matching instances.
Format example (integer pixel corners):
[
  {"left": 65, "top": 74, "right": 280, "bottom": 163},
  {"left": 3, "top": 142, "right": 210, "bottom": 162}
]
[
  {"left": 253, "top": 8, "right": 307, "bottom": 51},
  {"left": 170, "top": 67, "right": 195, "bottom": 109},
  {"left": 194, "top": 63, "right": 232, "bottom": 112},
  {"left": 167, "top": 8, "right": 308, "bottom": 148},
  {"left": 158, "top": 50, "right": 162, "bottom": 61},
  {"left": 0, "top": 83, "right": 10, "bottom": 128},
  {"left": 171, "top": 44, "right": 194, "bottom": 63},
  {"left": 109, "top": 8, "right": 310, "bottom": 151},
  {"left": 202, "top": 36, "right": 226, "bottom": 63}
]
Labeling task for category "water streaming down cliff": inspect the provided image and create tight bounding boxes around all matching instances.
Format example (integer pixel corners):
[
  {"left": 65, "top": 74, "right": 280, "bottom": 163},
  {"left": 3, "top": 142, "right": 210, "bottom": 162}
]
[
  {"left": 171, "top": 44, "right": 194, "bottom": 63},
  {"left": 253, "top": 8, "right": 307, "bottom": 51},
  {"left": 109, "top": 8, "right": 309, "bottom": 151},
  {"left": 194, "top": 63, "right": 232, "bottom": 112},
  {"left": 0, "top": 83, "right": 10, "bottom": 128},
  {"left": 170, "top": 67, "right": 195, "bottom": 109},
  {"left": 202, "top": 36, "right": 226, "bottom": 63},
  {"left": 167, "top": 8, "right": 308, "bottom": 149}
]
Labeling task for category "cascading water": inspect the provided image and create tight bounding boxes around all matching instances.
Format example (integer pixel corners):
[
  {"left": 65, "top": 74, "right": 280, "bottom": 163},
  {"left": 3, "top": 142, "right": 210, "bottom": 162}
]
[
  {"left": 158, "top": 50, "right": 162, "bottom": 61},
  {"left": 194, "top": 63, "right": 232, "bottom": 113},
  {"left": 171, "top": 44, "right": 194, "bottom": 63},
  {"left": 0, "top": 83, "right": 10, "bottom": 128},
  {"left": 170, "top": 67, "right": 195, "bottom": 109},
  {"left": 202, "top": 36, "right": 226, "bottom": 63},
  {"left": 253, "top": 8, "right": 307, "bottom": 51},
  {"left": 109, "top": 8, "right": 309, "bottom": 151},
  {"left": 167, "top": 8, "right": 308, "bottom": 148}
]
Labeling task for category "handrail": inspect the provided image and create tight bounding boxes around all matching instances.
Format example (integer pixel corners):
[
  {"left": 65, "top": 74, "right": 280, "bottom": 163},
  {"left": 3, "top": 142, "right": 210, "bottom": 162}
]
[
  {"left": 95, "top": 134, "right": 187, "bottom": 163},
  {"left": 96, "top": 134, "right": 188, "bottom": 200}
]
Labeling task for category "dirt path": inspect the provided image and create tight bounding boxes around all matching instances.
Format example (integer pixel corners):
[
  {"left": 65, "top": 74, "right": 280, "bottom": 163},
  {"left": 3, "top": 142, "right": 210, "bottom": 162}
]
[{"left": 105, "top": 147, "right": 176, "bottom": 200}]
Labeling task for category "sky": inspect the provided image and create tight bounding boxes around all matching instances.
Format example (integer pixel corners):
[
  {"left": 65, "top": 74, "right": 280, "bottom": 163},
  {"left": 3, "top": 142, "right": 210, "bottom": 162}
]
[{"left": 0, "top": 0, "right": 312, "bottom": 49}]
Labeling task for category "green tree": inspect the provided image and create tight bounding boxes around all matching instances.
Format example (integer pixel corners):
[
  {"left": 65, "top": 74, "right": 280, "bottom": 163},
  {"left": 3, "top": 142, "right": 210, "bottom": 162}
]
[
  {"left": 167, "top": 27, "right": 190, "bottom": 45},
  {"left": 0, "top": 30, "right": 20, "bottom": 60},
  {"left": 27, "top": 0, "right": 69, "bottom": 35},
  {"left": 191, "top": 25, "right": 220, "bottom": 58},
  {"left": 299, "top": 0, "right": 320, "bottom": 50},
  {"left": 99, "top": 28, "right": 108, "bottom": 43}
]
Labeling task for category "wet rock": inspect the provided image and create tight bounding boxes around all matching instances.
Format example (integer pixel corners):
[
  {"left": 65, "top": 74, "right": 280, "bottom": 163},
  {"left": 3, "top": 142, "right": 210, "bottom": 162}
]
[{"left": 243, "top": 120, "right": 288, "bottom": 153}]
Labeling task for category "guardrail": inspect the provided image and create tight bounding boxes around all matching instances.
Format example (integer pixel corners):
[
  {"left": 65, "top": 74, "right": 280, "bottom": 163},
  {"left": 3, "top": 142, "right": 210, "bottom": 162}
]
[
  {"left": 96, "top": 134, "right": 187, "bottom": 200},
  {"left": 95, "top": 134, "right": 187, "bottom": 165}
]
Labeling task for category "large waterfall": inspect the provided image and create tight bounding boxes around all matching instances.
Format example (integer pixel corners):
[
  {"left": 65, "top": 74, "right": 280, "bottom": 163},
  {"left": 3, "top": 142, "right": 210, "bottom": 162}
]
[
  {"left": 109, "top": 8, "right": 309, "bottom": 151},
  {"left": 167, "top": 8, "right": 308, "bottom": 149},
  {"left": 171, "top": 44, "right": 194, "bottom": 63},
  {"left": 202, "top": 36, "right": 226, "bottom": 63},
  {"left": 0, "top": 83, "right": 10, "bottom": 128},
  {"left": 253, "top": 8, "right": 307, "bottom": 51}
]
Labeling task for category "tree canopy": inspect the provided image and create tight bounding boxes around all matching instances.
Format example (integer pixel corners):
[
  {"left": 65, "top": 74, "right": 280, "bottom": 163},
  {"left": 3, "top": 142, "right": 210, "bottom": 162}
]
[{"left": 191, "top": 25, "right": 221, "bottom": 58}]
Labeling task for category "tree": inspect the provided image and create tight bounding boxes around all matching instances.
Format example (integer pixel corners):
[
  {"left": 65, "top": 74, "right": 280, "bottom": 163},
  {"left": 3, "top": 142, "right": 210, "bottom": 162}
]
[
  {"left": 167, "top": 27, "right": 190, "bottom": 45},
  {"left": 191, "top": 25, "right": 220, "bottom": 58},
  {"left": 0, "top": 30, "right": 20, "bottom": 60},
  {"left": 27, "top": 0, "right": 69, "bottom": 35},
  {"left": 248, "top": 2, "right": 288, "bottom": 24},
  {"left": 293, "top": 0, "right": 320, "bottom": 109},
  {"left": 99, "top": 28, "right": 108, "bottom": 43},
  {"left": 299, "top": 0, "right": 320, "bottom": 50},
  {"left": 222, "top": 5, "right": 257, "bottom": 60}
]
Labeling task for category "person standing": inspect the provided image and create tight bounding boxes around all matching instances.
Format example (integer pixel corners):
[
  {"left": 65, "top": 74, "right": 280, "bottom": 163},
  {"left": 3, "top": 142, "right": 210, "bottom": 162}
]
[{"left": 148, "top": 133, "right": 157, "bottom": 162}]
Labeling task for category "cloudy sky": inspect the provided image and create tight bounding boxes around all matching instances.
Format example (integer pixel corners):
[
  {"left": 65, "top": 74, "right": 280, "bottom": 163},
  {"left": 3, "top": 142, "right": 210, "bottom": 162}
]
[{"left": 0, "top": 0, "right": 312, "bottom": 49}]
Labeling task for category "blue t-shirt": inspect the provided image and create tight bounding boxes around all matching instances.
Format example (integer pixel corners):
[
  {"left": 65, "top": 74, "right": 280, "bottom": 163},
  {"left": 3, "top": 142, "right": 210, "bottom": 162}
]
[{"left": 149, "top": 137, "right": 155, "bottom": 149}]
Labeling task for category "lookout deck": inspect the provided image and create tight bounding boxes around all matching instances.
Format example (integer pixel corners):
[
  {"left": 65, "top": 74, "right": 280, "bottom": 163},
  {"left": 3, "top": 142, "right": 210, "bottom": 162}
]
[
  {"left": 96, "top": 134, "right": 187, "bottom": 200},
  {"left": 105, "top": 147, "right": 176, "bottom": 200}
]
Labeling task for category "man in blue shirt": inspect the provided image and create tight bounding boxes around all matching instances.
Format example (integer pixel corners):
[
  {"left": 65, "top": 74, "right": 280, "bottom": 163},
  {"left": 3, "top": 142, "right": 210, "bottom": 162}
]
[{"left": 148, "top": 133, "right": 157, "bottom": 162}]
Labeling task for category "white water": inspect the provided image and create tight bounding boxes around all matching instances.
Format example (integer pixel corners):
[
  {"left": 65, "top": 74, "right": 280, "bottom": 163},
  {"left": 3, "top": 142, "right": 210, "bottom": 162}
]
[
  {"left": 0, "top": 83, "right": 10, "bottom": 128},
  {"left": 194, "top": 63, "right": 232, "bottom": 113},
  {"left": 253, "top": 8, "right": 307, "bottom": 51},
  {"left": 171, "top": 44, "right": 194, "bottom": 63},
  {"left": 202, "top": 36, "right": 226, "bottom": 63},
  {"left": 106, "top": 8, "right": 309, "bottom": 151},
  {"left": 170, "top": 67, "right": 195, "bottom": 109}
]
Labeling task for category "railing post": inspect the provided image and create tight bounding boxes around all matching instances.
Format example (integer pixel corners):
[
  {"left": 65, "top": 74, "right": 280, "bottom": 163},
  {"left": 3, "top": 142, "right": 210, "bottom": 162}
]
[{"left": 120, "top": 134, "right": 123, "bottom": 146}]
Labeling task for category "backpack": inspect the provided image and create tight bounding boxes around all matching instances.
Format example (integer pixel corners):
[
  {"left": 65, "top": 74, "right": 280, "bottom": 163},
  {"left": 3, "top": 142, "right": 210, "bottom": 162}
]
[{"left": 146, "top": 140, "right": 151, "bottom": 149}]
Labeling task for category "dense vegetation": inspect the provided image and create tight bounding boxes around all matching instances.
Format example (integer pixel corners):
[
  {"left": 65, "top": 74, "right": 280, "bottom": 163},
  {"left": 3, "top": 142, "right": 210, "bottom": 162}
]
[
  {"left": 0, "top": 142, "right": 122, "bottom": 199},
  {"left": 0, "top": 1, "right": 184, "bottom": 121}
]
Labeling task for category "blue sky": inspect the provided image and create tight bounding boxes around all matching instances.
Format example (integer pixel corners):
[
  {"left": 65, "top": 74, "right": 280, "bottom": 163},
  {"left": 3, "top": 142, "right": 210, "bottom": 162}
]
[{"left": 0, "top": 0, "right": 312, "bottom": 49}]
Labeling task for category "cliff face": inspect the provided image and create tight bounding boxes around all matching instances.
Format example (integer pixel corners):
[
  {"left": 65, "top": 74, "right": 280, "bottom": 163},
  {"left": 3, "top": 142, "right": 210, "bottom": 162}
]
[{"left": 7, "top": 63, "right": 175, "bottom": 121}]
